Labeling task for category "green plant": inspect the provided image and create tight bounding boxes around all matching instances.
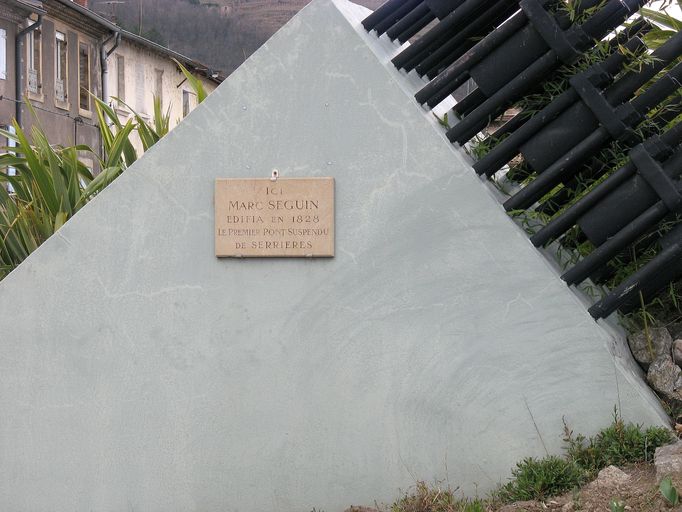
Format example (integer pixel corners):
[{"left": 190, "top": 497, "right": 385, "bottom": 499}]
[
  {"left": 609, "top": 499, "right": 625, "bottom": 512},
  {"left": 0, "top": 83, "right": 197, "bottom": 281},
  {"left": 495, "top": 456, "right": 585, "bottom": 503},
  {"left": 433, "top": 112, "right": 449, "bottom": 129},
  {"left": 563, "top": 410, "right": 673, "bottom": 477},
  {"left": 173, "top": 58, "right": 208, "bottom": 104},
  {"left": 390, "top": 482, "right": 487, "bottom": 512},
  {"left": 0, "top": 115, "right": 98, "bottom": 279},
  {"left": 660, "top": 476, "right": 680, "bottom": 506}
]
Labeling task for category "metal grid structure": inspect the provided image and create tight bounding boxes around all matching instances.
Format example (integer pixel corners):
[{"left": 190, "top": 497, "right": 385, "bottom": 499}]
[{"left": 364, "top": 0, "right": 682, "bottom": 319}]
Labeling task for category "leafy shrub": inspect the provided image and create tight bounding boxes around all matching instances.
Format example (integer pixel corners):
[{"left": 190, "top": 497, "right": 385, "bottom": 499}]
[
  {"left": 495, "top": 456, "right": 585, "bottom": 502},
  {"left": 390, "top": 482, "right": 486, "bottom": 512},
  {"left": 564, "top": 414, "right": 673, "bottom": 477},
  {"left": 660, "top": 476, "right": 680, "bottom": 506}
]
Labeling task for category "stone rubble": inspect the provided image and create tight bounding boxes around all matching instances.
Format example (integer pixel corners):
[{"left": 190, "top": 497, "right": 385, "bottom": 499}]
[
  {"left": 627, "top": 327, "right": 673, "bottom": 368},
  {"left": 594, "top": 465, "right": 631, "bottom": 487},
  {"left": 647, "top": 355, "right": 682, "bottom": 402},
  {"left": 654, "top": 441, "right": 682, "bottom": 483},
  {"left": 673, "top": 339, "right": 682, "bottom": 366},
  {"left": 668, "top": 323, "right": 682, "bottom": 341}
]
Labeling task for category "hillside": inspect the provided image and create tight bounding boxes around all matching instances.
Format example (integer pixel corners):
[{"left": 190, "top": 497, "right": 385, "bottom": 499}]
[{"left": 90, "top": 0, "right": 384, "bottom": 75}]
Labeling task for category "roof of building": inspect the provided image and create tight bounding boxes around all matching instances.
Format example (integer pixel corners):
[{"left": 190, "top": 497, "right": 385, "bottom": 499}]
[
  {"left": 50, "top": 0, "right": 225, "bottom": 83},
  {"left": 9, "top": 0, "right": 47, "bottom": 15},
  {"left": 119, "top": 29, "right": 224, "bottom": 84}
]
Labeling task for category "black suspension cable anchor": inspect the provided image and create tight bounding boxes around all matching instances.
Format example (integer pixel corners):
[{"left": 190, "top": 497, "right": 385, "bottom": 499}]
[
  {"left": 502, "top": 61, "right": 682, "bottom": 212},
  {"left": 386, "top": 0, "right": 469, "bottom": 42},
  {"left": 416, "top": 0, "right": 521, "bottom": 80},
  {"left": 588, "top": 225, "right": 682, "bottom": 319},
  {"left": 413, "top": 10, "right": 528, "bottom": 108},
  {"left": 363, "top": 0, "right": 467, "bottom": 38},
  {"left": 529, "top": 124, "right": 682, "bottom": 249},
  {"left": 392, "top": 0, "right": 519, "bottom": 75},
  {"left": 392, "top": 0, "right": 507, "bottom": 72},
  {"left": 362, "top": 0, "right": 404, "bottom": 32},
  {"left": 561, "top": 145, "right": 682, "bottom": 287},
  {"left": 445, "top": 0, "right": 645, "bottom": 145},
  {"left": 505, "top": 29, "right": 682, "bottom": 182},
  {"left": 472, "top": 25, "right": 650, "bottom": 177}
]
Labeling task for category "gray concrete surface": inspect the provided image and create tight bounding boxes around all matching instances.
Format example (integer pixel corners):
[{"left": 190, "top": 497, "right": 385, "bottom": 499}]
[{"left": 0, "top": 1, "right": 669, "bottom": 510}]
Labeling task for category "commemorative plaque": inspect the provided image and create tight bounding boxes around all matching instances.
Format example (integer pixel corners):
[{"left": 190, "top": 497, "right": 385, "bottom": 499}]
[{"left": 215, "top": 177, "right": 335, "bottom": 257}]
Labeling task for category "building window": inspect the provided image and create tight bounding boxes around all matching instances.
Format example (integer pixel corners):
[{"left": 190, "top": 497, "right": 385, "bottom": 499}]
[
  {"left": 135, "top": 61, "right": 145, "bottom": 113},
  {"left": 79, "top": 42, "right": 90, "bottom": 110},
  {"left": 0, "top": 29, "right": 6, "bottom": 80},
  {"left": 115, "top": 54, "right": 125, "bottom": 104},
  {"left": 55, "top": 31, "right": 67, "bottom": 103},
  {"left": 182, "top": 90, "right": 195, "bottom": 118},
  {"left": 2, "top": 125, "right": 16, "bottom": 193},
  {"left": 27, "top": 23, "right": 41, "bottom": 94},
  {"left": 154, "top": 68, "right": 163, "bottom": 107}
]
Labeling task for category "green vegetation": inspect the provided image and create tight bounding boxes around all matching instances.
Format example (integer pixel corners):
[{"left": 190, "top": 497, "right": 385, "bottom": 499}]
[
  {"left": 0, "top": 71, "right": 207, "bottom": 281},
  {"left": 388, "top": 415, "right": 673, "bottom": 511},
  {"left": 660, "top": 476, "right": 680, "bottom": 506},
  {"left": 609, "top": 500, "right": 625, "bottom": 512},
  {"left": 0, "top": 114, "right": 97, "bottom": 277},
  {"left": 610, "top": 499, "right": 626, "bottom": 512},
  {"left": 563, "top": 412, "right": 673, "bottom": 477},
  {"left": 390, "top": 482, "right": 487, "bottom": 512},
  {"left": 495, "top": 456, "right": 586, "bottom": 502},
  {"left": 466, "top": 3, "right": 682, "bottom": 332}
]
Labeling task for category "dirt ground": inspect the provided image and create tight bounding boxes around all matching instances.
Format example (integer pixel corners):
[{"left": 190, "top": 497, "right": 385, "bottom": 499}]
[
  {"left": 496, "top": 465, "right": 680, "bottom": 511},
  {"left": 347, "top": 464, "right": 682, "bottom": 512}
]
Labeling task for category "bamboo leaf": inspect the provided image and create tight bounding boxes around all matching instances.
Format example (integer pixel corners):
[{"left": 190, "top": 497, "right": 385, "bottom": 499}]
[{"left": 173, "top": 58, "right": 207, "bottom": 103}]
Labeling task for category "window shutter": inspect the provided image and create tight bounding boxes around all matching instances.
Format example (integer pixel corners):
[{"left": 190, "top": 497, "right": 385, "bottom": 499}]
[
  {"left": 7, "top": 125, "right": 15, "bottom": 193},
  {"left": 116, "top": 54, "right": 125, "bottom": 103},
  {"left": 135, "top": 62, "right": 145, "bottom": 113},
  {"left": 0, "top": 29, "right": 6, "bottom": 80}
]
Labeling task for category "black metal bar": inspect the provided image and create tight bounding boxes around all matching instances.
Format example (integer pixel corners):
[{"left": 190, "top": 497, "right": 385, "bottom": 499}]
[
  {"left": 451, "top": 0, "right": 649, "bottom": 145},
  {"left": 386, "top": 3, "right": 433, "bottom": 41},
  {"left": 423, "top": 5, "right": 523, "bottom": 80},
  {"left": 448, "top": 50, "right": 558, "bottom": 144},
  {"left": 362, "top": 0, "right": 405, "bottom": 32},
  {"left": 504, "top": 129, "right": 611, "bottom": 211},
  {"left": 630, "top": 61, "right": 682, "bottom": 117},
  {"left": 415, "top": 0, "right": 520, "bottom": 78},
  {"left": 519, "top": 32, "right": 681, "bottom": 174},
  {"left": 581, "top": 0, "right": 643, "bottom": 39},
  {"left": 491, "top": 111, "right": 529, "bottom": 139},
  {"left": 564, "top": 202, "right": 671, "bottom": 286},
  {"left": 534, "top": 160, "right": 610, "bottom": 217},
  {"left": 392, "top": 0, "right": 498, "bottom": 71},
  {"left": 413, "top": 10, "right": 528, "bottom": 105},
  {"left": 588, "top": 232, "right": 682, "bottom": 319},
  {"left": 473, "top": 88, "right": 578, "bottom": 176},
  {"left": 393, "top": 11, "right": 435, "bottom": 42},
  {"left": 530, "top": 124, "right": 682, "bottom": 247},
  {"left": 453, "top": 88, "right": 487, "bottom": 117},
  {"left": 504, "top": 61, "right": 682, "bottom": 212},
  {"left": 606, "top": 30, "right": 682, "bottom": 105},
  {"left": 374, "top": 0, "right": 423, "bottom": 35}
]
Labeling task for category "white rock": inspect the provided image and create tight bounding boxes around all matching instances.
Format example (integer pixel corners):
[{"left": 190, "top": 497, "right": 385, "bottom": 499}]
[
  {"left": 628, "top": 328, "right": 673, "bottom": 367},
  {"left": 673, "top": 339, "right": 682, "bottom": 366},
  {"left": 647, "top": 355, "right": 682, "bottom": 401},
  {"left": 595, "top": 465, "right": 631, "bottom": 487},
  {"left": 655, "top": 441, "right": 682, "bottom": 482}
]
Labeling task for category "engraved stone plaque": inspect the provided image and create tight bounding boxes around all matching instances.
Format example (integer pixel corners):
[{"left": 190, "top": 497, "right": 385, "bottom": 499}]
[{"left": 215, "top": 177, "right": 335, "bottom": 257}]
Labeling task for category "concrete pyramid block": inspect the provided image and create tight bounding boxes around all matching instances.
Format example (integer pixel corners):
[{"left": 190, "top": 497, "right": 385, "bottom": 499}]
[{"left": 0, "top": 1, "right": 667, "bottom": 510}]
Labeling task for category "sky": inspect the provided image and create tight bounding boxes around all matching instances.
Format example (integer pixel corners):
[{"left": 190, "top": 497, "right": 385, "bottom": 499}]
[{"left": 648, "top": 0, "right": 681, "bottom": 18}]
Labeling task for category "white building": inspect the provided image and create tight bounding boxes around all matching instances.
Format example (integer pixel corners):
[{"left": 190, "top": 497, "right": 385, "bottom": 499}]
[{"left": 105, "top": 29, "right": 222, "bottom": 132}]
